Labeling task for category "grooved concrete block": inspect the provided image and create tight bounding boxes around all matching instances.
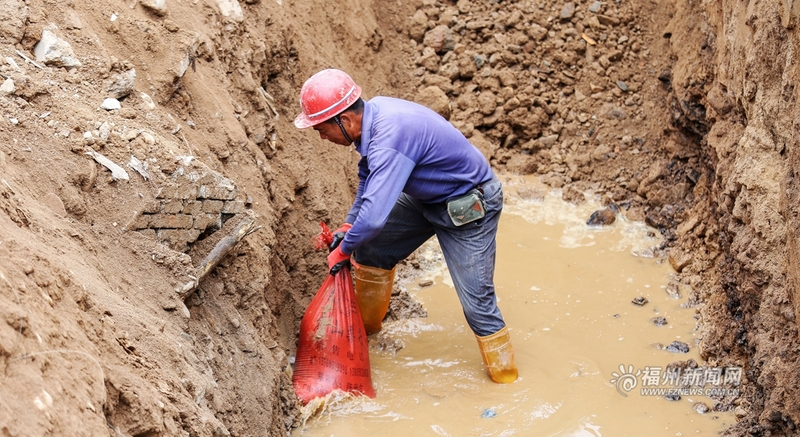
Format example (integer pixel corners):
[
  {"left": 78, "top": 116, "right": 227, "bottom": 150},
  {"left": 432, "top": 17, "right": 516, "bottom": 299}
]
[
  {"left": 138, "top": 228, "right": 157, "bottom": 239},
  {"left": 202, "top": 200, "right": 224, "bottom": 214},
  {"left": 131, "top": 213, "right": 152, "bottom": 230},
  {"left": 182, "top": 201, "right": 202, "bottom": 214},
  {"left": 157, "top": 184, "right": 198, "bottom": 200},
  {"left": 196, "top": 173, "right": 216, "bottom": 185},
  {"left": 222, "top": 200, "right": 245, "bottom": 214},
  {"left": 150, "top": 213, "right": 193, "bottom": 229},
  {"left": 142, "top": 200, "right": 161, "bottom": 214},
  {"left": 162, "top": 199, "right": 184, "bottom": 214},
  {"left": 193, "top": 213, "right": 220, "bottom": 231},
  {"left": 123, "top": 212, "right": 151, "bottom": 231},
  {"left": 198, "top": 185, "right": 237, "bottom": 200}
]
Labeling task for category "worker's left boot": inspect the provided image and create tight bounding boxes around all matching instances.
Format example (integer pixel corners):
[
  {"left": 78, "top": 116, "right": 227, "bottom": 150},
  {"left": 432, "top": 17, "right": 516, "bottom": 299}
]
[
  {"left": 352, "top": 261, "right": 396, "bottom": 334},
  {"left": 476, "top": 326, "right": 518, "bottom": 383}
]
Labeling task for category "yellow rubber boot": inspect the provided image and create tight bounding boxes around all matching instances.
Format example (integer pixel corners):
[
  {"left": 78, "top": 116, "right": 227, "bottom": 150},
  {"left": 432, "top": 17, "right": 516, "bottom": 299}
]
[
  {"left": 352, "top": 262, "right": 396, "bottom": 334},
  {"left": 476, "top": 326, "right": 519, "bottom": 383}
]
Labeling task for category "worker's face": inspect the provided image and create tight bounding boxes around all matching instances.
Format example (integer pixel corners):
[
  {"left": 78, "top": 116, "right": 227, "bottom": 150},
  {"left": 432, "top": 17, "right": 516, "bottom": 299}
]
[{"left": 313, "top": 119, "right": 350, "bottom": 146}]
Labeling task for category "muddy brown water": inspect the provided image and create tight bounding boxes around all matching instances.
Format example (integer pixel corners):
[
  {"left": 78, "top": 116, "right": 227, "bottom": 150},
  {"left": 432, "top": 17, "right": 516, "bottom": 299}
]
[{"left": 294, "top": 175, "right": 736, "bottom": 436}]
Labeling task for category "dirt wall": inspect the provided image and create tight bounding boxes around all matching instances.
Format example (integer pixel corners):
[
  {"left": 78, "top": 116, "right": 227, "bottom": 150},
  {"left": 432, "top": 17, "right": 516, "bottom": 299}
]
[
  {"left": 1, "top": 0, "right": 799, "bottom": 435},
  {"left": 0, "top": 0, "right": 415, "bottom": 435},
  {"left": 663, "top": 0, "right": 800, "bottom": 434}
]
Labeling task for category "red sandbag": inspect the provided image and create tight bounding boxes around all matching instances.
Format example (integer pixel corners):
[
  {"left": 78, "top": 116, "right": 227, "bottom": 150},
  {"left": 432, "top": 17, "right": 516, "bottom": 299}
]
[{"left": 292, "top": 225, "right": 375, "bottom": 403}]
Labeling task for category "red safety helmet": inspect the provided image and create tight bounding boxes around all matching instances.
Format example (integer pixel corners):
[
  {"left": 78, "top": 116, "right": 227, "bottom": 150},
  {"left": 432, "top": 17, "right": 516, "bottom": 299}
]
[{"left": 294, "top": 69, "right": 362, "bottom": 129}]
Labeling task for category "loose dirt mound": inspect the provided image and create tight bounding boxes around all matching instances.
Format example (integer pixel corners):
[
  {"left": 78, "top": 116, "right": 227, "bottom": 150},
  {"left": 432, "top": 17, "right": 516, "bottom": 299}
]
[{"left": 0, "top": 0, "right": 798, "bottom": 435}]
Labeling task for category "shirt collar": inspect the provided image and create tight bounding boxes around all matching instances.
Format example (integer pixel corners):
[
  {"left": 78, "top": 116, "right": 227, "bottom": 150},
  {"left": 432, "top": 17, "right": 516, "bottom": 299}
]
[{"left": 355, "top": 99, "right": 375, "bottom": 157}]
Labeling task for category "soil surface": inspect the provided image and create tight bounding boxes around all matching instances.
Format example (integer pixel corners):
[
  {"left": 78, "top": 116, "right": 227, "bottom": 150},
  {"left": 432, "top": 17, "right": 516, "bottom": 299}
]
[{"left": 0, "top": 0, "right": 797, "bottom": 435}]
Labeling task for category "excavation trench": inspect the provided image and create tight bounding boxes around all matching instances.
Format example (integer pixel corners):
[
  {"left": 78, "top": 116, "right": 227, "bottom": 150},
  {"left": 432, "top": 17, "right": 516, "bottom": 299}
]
[
  {"left": 2, "top": 0, "right": 799, "bottom": 433},
  {"left": 294, "top": 175, "right": 737, "bottom": 436}
]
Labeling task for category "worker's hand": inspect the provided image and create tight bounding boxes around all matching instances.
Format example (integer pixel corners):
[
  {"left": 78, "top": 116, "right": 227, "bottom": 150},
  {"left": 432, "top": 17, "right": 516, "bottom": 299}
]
[
  {"left": 327, "top": 246, "right": 351, "bottom": 275},
  {"left": 329, "top": 223, "right": 352, "bottom": 251}
]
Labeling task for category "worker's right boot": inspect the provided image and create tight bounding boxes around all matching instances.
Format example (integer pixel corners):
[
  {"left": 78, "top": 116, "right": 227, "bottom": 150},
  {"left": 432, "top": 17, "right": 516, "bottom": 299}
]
[
  {"left": 476, "top": 326, "right": 519, "bottom": 383},
  {"left": 352, "top": 261, "right": 396, "bottom": 334}
]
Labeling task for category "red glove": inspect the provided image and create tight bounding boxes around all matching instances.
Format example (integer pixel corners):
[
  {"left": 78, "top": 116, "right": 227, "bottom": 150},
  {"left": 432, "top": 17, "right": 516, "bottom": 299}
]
[
  {"left": 327, "top": 246, "right": 351, "bottom": 274},
  {"left": 333, "top": 223, "right": 352, "bottom": 234}
]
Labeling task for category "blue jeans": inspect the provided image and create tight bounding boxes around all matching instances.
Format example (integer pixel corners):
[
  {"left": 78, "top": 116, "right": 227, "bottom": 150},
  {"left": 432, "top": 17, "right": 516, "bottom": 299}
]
[{"left": 353, "top": 176, "right": 506, "bottom": 337}]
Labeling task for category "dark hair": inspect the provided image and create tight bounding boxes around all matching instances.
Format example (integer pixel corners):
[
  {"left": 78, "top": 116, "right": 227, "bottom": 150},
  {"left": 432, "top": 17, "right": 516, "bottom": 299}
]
[
  {"left": 344, "top": 97, "right": 365, "bottom": 115},
  {"left": 325, "top": 98, "right": 364, "bottom": 124}
]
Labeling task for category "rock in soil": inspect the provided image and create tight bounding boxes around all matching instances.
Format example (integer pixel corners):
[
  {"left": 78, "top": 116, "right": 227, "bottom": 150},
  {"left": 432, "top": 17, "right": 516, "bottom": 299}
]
[{"left": 587, "top": 207, "right": 616, "bottom": 226}]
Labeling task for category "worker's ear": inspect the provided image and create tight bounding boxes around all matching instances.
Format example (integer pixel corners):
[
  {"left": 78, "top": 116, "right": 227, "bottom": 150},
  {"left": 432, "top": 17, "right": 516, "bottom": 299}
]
[{"left": 339, "top": 112, "right": 360, "bottom": 134}]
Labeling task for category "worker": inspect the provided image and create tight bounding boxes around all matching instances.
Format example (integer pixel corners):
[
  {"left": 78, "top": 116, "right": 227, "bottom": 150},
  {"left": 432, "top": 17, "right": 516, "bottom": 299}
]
[{"left": 294, "top": 68, "right": 517, "bottom": 384}]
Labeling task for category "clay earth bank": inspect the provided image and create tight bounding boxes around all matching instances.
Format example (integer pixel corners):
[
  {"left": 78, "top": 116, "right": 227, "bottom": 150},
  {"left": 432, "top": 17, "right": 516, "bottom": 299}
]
[{"left": 0, "top": 0, "right": 798, "bottom": 435}]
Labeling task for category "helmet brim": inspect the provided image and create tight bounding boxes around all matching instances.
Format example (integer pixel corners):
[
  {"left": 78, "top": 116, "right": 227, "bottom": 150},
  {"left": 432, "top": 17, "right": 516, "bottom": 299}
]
[{"left": 294, "top": 112, "right": 316, "bottom": 129}]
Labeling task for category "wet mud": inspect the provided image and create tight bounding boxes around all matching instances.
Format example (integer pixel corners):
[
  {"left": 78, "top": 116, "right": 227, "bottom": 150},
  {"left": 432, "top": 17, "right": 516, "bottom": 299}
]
[{"left": 294, "top": 175, "right": 736, "bottom": 436}]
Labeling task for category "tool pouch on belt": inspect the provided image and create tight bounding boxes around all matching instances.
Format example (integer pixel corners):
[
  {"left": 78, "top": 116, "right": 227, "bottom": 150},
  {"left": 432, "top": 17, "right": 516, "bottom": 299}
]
[{"left": 447, "top": 188, "right": 486, "bottom": 226}]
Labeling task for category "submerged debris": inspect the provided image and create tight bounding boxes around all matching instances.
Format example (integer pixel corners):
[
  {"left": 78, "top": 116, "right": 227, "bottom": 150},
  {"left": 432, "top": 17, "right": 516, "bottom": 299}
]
[
  {"left": 587, "top": 207, "right": 616, "bottom": 226},
  {"left": 659, "top": 341, "right": 690, "bottom": 353},
  {"left": 665, "top": 282, "right": 682, "bottom": 299},
  {"left": 631, "top": 296, "right": 648, "bottom": 306},
  {"left": 481, "top": 408, "right": 497, "bottom": 418},
  {"left": 651, "top": 316, "right": 668, "bottom": 326}
]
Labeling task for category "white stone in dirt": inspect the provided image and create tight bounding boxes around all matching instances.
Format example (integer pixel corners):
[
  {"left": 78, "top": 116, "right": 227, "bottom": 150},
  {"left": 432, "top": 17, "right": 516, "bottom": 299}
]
[
  {"left": 0, "top": 0, "right": 29, "bottom": 43},
  {"left": 140, "top": 92, "right": 156, "bottom": 110},
  {"left": 141, "top": 0, "right": 167, "bottom": 15},
  {"left": 539, "top": 134, "right": 560, "bottom": 147},
  {"left": 175, "top": 55, "right": 191, "bottom": 78},
  {"left": 34, "top": 29, "right": 82, "bottom": 68},
  {"left": 0, "top": 78, "right": 15, "bottom": 95},
  {"left": 140, "top": 131, "right": 156, "bottom": 145},
  {"left": 98, "top": 122, "right": 111, "bottom": 140},
  {"left": 5, "top": 56, "right": 21, "bottom": 71},
  {"left": 560, "top": 2, "right": 575, "bottom": 19},
  {"left": 43, "top": 192, "right": 67, "bottom": 217},
  {"left": 216, "top": 0, "right": 244, "bottom": 22},
  {"left": 106, "top": 69, "right": 136, "bottom": 99},
  {"left": 178, "top": 301, "right": 190, "bottom": 319},
  {"left": 101, "top": 98, "right": 121, "bottom": 110},
  {"left": 120, "top": 127, "right": 139, "bottom": 141},
  {"left": 128, "top": 155, "right": 151, "bottom": 181},
  {"left": 65, "top": 9, "right": 83, "bottom": 29},
  {"left": 86, "top": 148, "right": 129, "bottom": 181}
]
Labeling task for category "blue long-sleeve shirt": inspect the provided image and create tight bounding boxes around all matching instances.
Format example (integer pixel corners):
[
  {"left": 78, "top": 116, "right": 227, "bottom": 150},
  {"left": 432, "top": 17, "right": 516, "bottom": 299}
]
[{"left": 339, "top": 96, "right": 493, "bottom": 255}]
